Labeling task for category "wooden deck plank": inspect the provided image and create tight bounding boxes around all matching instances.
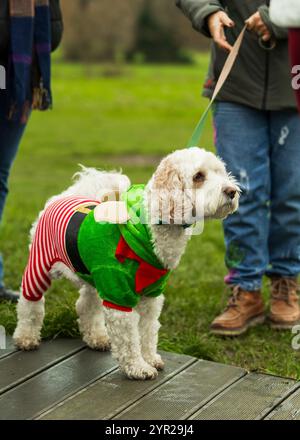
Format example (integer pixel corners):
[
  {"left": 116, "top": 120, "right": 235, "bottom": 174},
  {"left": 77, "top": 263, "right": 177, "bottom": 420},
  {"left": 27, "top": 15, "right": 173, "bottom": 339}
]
[
  {"left": 115, "top": 360, "right": 246, "bottom": 420},
  {"left": 0, "top": 348, "right": 117, "bottom": 420},
  {"left": 38, "top": 352, "right": 196, "bottom": 420},
  {"left": 1, "top": 336, "right": 298, "bottom": 421},
  {"left": 0, "top": 336, "right": 17, "bottom": 360},
  {"left": 190, "top": 373, "right": 298, "bottom": 420},
  {"left": 265, "top": 387, "right": 300, "bottom": 420},
  {"left": 0, "top": 338, "right": 84, "bottom": 395}
]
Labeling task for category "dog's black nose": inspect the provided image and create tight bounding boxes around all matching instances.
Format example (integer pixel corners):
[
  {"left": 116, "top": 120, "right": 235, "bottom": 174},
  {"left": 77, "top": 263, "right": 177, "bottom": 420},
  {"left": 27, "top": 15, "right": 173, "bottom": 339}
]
[{"left": 224, "top": 187, "right": 237, "bottom": 200}]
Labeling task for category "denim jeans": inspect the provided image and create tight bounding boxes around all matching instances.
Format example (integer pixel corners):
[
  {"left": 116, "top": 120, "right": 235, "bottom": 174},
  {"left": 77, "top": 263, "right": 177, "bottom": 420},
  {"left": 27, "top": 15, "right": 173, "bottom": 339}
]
[
  {"left": 0, "top": 93, "right": 28, "bottom": 288},
  {"left": 213, "top": 101, "right": 300, "bottom": 291}
]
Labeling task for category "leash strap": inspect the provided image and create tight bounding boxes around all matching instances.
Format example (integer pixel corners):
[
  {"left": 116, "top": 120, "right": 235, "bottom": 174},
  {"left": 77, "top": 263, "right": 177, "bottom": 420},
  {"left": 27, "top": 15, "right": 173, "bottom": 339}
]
[{"left": 187, "top": 25, "right": 247, "bottom": 148}]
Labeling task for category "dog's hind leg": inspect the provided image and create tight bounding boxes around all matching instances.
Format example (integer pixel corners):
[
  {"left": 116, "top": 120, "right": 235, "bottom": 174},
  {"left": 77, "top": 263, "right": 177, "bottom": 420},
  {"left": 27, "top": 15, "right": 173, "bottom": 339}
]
[
  {"left": 137, "top": 295, "right": 165, "bottom": 370},
  {"left": 104, "top": 307, "right": 158, "bottom": 380},
  {"left": 76, "top": 285, "right": 110, "bottom": 351},
  {"left": 13, "top": 295, "right": 45, "bottom": 350}
]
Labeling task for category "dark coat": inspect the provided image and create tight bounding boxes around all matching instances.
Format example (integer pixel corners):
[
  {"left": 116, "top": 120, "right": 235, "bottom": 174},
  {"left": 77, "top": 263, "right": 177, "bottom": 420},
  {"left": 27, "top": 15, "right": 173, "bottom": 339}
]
[
  {"left": 0, "top": 0, "right": 63, "bottom": 65},
  {"left": 176, "top": 0, "right": 297, "bottom": 110}
]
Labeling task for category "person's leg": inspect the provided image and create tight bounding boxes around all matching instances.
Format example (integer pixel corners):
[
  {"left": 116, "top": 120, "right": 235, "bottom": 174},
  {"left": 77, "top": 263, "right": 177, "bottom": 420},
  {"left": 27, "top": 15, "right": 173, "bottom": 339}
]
[
  {"left": 268, "top": 111, "right": 300, "bottom": 277},
  {"left": 267, "top": 110, "right": 300, "bottom": 327},
  {"left": 210, "top": 102, "right": 270, "bottom": 335},
  {"left": 213, "top": 101, "right": 270, "bottom": 290},
  {"left": 0, "top": 94, "right": 28, "bottom": 299}
]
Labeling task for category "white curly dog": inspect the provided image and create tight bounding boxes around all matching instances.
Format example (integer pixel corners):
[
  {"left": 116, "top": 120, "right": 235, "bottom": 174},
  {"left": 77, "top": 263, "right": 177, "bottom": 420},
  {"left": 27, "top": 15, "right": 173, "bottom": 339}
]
[{"left": 14, "top": 147, "right": 239, "bottom": 380}]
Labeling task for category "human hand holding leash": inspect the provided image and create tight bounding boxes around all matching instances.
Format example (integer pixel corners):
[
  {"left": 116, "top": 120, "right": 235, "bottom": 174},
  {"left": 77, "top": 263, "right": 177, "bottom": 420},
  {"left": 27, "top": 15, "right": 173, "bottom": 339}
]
[
  {"left": 245, "top": 11, "right": 271, "bottom": 42},
  {"left": 207, "top": 11, "right": 235, "bottom": 52}
]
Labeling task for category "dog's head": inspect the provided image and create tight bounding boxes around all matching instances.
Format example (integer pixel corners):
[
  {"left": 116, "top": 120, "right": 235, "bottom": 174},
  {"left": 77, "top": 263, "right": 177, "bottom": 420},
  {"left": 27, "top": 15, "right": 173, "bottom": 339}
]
[{"left": 147, "top": 147, "right": 240, "bottom": 226}]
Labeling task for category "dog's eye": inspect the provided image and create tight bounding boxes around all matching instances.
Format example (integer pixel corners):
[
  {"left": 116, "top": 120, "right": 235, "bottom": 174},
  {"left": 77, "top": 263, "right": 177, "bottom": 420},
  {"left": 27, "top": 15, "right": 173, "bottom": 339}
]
[{"left": 193, "top": 171, "right": 206, "bottom": 183}]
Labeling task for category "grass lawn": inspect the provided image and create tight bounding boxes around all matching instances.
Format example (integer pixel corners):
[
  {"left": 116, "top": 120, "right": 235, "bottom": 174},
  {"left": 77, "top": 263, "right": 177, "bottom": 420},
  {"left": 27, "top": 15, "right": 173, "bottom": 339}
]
[{"left": 1, "top": 56, "right": 300, "bottom": 379}]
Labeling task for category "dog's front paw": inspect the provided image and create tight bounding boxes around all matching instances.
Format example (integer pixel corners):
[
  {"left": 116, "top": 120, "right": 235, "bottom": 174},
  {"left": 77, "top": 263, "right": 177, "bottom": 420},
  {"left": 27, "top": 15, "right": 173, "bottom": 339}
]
[
  {"left": 84, "top": 334, "right": 111, "bottom": 351},
  {"left": 145, "top": 354, "right": 165, "bottom": 371},
  {"left": 123, "top": 361, "right": 158, "bottom": 380},
  {"left": 13, "top": 335, "right": 40, "bottom": 351}
]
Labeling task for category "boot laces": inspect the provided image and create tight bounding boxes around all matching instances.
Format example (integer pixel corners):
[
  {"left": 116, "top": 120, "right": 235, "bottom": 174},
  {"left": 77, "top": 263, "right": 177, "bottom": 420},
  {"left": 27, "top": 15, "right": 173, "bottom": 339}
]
[
  {"left": 271, "top": 277, "right": 299, "bottom": 305},
  {"left": 225, "top": 285, "right": 243, "bottom": 310}
]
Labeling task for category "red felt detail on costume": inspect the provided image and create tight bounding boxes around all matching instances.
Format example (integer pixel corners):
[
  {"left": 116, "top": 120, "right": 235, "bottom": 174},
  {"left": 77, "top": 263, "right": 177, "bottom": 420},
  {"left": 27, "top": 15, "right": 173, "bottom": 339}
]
[
  {"left": 115, "top": 236, "right": 169, "bottom": 293},
  {"left": 103, "top": 300, "right": 132, "bottom": 312}
]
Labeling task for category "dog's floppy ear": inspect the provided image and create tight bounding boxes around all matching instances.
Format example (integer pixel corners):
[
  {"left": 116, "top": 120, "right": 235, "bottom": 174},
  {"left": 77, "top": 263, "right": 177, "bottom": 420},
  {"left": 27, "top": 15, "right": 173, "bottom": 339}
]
[
  {"left": 152, "top": 157, "right": 184, "bottom": 192},
  {"left": 151, "top": 158, "right": 185, "bottom": 224}
]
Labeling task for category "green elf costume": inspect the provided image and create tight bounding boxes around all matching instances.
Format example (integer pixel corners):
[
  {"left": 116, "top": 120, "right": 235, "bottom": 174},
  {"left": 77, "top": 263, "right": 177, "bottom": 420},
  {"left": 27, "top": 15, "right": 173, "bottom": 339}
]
[
  {"left": 75, "top": 184, "right": 170, "bottom": 311},
  {"left": 21, "top": 185, "right": 170, "bottom": 312}
]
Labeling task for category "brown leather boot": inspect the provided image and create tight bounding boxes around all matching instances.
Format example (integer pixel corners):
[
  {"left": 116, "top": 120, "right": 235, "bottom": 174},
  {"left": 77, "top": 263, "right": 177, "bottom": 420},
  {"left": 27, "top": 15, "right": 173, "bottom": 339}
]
[
  {"left": 210, "top": 286, "right": 265, "bottom": 336},
  {"left": 269, "top": 276, "right": 300, "bottom": 329}
]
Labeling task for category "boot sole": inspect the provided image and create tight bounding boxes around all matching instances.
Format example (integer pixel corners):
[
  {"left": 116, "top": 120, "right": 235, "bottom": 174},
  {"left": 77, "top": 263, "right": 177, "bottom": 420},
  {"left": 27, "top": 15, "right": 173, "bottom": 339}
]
[
  {"left": 269, "top": 318, "right": 300, "bottom": 330},
  {"left": 210, "top": 314, "right": 266, "bottom": 337}
]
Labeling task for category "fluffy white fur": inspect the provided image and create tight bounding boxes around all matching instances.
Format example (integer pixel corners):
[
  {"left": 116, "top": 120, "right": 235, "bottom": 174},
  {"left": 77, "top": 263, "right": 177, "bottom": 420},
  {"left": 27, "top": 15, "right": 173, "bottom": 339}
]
[{"left": 13, "top": 147, "right": 239, "bottom": 380}]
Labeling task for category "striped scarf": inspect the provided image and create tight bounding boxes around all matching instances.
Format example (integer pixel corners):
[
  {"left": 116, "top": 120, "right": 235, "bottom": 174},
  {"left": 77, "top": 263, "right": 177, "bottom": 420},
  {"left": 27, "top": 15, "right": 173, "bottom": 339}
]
[{"left": 7, "top": 0, "right": 52, "bottom": 124}]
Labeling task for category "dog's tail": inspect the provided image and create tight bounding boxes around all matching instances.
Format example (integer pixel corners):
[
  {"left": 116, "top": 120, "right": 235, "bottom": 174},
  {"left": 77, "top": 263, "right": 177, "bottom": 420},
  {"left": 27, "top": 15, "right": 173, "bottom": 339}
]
[{"left": 47, "top": 165, "right": 131, "bottom": 205}]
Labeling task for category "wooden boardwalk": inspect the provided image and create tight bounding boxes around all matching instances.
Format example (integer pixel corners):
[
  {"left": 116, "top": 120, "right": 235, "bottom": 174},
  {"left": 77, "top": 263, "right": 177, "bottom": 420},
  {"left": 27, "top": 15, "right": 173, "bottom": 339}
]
[{"left": 0, "top": 337, "right": 300, "bottom": 420}]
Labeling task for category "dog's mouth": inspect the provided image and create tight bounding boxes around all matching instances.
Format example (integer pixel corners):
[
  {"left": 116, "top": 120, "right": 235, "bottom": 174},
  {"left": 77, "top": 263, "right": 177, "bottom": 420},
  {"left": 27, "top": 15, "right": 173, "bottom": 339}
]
[{"left": 210, "top": 200, "right": 238, "bottom": 220}]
